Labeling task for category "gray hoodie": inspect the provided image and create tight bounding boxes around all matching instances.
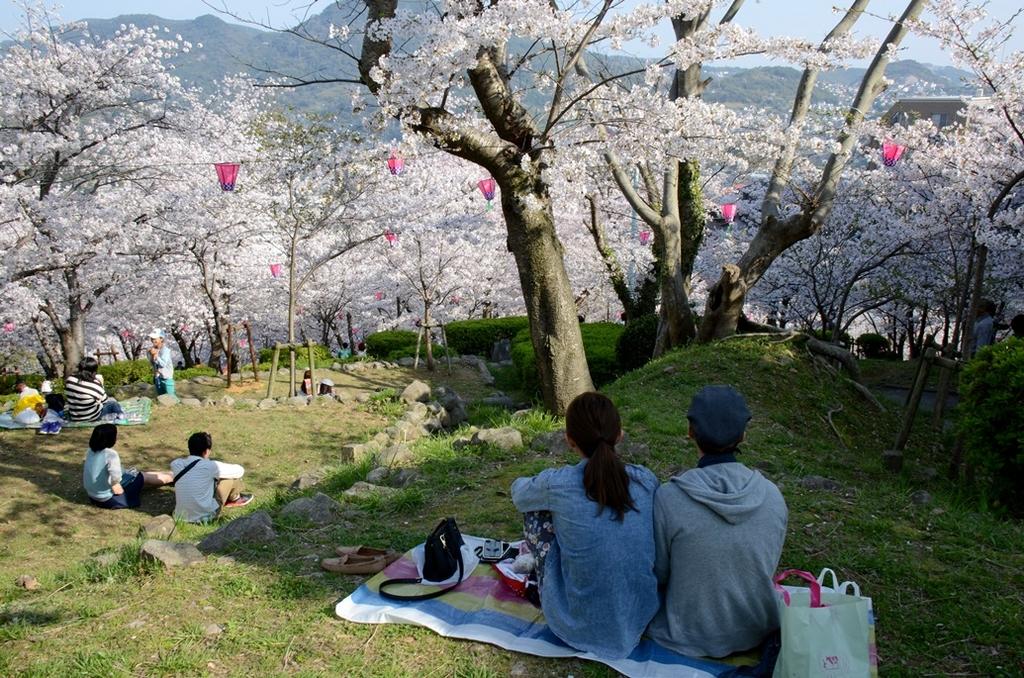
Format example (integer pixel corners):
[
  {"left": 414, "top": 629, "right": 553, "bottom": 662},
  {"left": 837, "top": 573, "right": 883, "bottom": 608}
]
[{"left": 646, "top": 461, "right": 787, "bottom": 658}]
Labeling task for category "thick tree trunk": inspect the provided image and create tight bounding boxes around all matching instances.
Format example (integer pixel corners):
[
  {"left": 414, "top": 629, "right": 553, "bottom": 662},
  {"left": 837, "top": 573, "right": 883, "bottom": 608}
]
[
  {"left": 423, "top": 303, "right": 436, "bottom": 372},
  {"left": 169, "top": 327, "right": 197, "bottom": 368},
  {"left": 654, "top": 218, "right": 697, "bottom": 356},
  {"left": 504, "top": 193, "right": 594, "bottom": 414}
]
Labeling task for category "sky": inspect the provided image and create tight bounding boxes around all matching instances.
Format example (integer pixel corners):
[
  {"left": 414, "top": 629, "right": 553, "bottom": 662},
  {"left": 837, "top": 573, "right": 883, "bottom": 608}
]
[{"left": 1, "top": 0, "right": 1022, "bottom": 68}]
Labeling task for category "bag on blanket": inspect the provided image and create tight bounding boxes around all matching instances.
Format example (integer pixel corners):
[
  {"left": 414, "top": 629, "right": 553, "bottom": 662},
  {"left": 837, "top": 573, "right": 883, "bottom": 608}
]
[
  {"left": 773, "top": 569, "right": 874, "bottom": 678},
  {"left": 380, "top": 517, "right": 473, "bottom": 601}
]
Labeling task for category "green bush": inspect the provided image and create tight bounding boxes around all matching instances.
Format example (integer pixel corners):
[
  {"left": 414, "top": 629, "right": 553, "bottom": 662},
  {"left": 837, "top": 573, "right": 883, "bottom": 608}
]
[
  {"left": 958, "top": 338, "right": 1024, "bottom": 516},
  {"left": 98, "top": 360, "right": 153, "bottom": 388},
  {"left": 809, "top": 328, "right": 854, "bottom": 346},
  {"left": 0, "top": 373, "right": 45, "bottom": 394},
  {"left": 616, "top": 314, "right": 658, "bottom": 372},
  {"left": 444, "top": 317, "right": 531, "bottom": 356},
  {"left": 365, "top": 331, "right": 419, "bottom": 359},
  {"left": 176, "top": 365, "right": 218, "bottom": 380},
  {"left": 856, "top": 333, "right": 890, "bottom": 359},
  {"left": 511, "top": 323, "right": 625, "bottom": 394},
  {"left": 257, "top": 343, "right": 334, "bottom": 365}
]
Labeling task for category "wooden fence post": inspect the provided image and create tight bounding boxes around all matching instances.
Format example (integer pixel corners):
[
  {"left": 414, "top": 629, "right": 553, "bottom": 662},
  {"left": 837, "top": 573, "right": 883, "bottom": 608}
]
[{"left": 267, "top": 344, "right": 281, "bottom": 399}]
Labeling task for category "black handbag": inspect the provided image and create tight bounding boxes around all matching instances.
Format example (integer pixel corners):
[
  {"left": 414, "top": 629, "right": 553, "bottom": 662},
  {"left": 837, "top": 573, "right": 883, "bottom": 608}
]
[{"left": 379, "top": 517, "right": 466, "bottom": 601}]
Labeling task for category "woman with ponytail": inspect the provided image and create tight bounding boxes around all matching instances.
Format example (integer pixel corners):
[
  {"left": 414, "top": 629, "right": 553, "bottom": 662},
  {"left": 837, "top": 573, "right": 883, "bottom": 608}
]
[{"left": 510, "top": 392, "right": 659, "bottom": 659}]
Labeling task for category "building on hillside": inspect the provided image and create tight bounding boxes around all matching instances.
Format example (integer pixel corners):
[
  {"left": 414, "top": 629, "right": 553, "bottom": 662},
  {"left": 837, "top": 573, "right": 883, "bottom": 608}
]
[{"left": 883, "top": 95, "right": 991, "bottom": 130}]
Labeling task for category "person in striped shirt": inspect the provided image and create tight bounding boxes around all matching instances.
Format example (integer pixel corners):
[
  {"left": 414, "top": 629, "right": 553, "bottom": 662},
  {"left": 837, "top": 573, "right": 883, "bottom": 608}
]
[{"left": 65, "top": 357, "right": 124, "bottom": 422}]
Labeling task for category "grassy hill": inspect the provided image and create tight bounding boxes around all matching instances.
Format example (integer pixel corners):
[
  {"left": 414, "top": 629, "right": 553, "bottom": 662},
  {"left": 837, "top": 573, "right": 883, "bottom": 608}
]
[{"left": 0, "top": 340, "right": 1019, "bottom": 676}]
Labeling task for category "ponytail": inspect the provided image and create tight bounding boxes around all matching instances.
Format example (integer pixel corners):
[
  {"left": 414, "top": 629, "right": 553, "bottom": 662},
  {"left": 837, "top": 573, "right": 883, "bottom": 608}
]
[
  {"left": 567, "top": 392, "right": 637, "bottom": 521},
  {"left": 582, "top": 439, "right": 636, "bottom": 521}
]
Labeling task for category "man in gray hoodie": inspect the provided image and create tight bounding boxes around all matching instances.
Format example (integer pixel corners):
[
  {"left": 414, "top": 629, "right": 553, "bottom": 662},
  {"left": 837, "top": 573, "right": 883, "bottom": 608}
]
[{"left": 647, "top": 385, "right": 788, "bottom": 658}]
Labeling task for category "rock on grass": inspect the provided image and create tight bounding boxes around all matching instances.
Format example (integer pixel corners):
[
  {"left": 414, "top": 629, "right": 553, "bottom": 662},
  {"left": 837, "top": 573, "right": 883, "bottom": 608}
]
[
  {"left": 140, "top": 540, "right": 204, "bottom": 568},
  {"left": 197, "top": 511, "right": 277, "bottom": 554}
]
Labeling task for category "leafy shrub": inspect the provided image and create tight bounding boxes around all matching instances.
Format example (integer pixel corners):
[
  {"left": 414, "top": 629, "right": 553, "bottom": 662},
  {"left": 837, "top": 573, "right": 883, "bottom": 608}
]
[
  {"left": 176, "top": 365, "right": 218, "bottom": 380},
  {"left": 616, "top": 314, "right": 658, "bottom": 372},
  {"left": 257, "top": 343, "right": 334, "bottom": 365},
  {"left": 958, "top": 338, "right": 1024, "bottom": 516},
  {"left": 0, "top": 373, "right": 46, "bottom": 394},
  {"left": 365, "top": 331, "right": 419, "bottom": 359},
  {"left": 444, "top": 317, "right": 530, "bottom": 356},
  {"left": 809, "top": 328, "right": 854, "bottom": 346},
  {"left": 511, "top": 323, "right": 625, "bottom": 394},
  {"left": 856, "top": 333, "right": 890, "bottom": 359},
  {"left": 98, "top": 360, "right": 153, "bottom": 388}
]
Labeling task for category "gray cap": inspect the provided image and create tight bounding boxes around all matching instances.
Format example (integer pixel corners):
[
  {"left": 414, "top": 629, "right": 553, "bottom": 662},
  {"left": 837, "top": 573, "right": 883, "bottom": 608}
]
[{"left": 687, "top": 385, "right": 751, "bottom": 452}]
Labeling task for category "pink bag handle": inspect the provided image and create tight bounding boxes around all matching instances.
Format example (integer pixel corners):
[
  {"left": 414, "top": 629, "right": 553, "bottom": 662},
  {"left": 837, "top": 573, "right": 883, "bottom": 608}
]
[{"left": 774, "top": 569, "right": 824, "bottom": 608}]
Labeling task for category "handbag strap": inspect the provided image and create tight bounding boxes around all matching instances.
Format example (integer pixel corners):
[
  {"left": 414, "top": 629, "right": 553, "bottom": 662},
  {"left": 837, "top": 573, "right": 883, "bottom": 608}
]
[
  {"left": 171, "top": 458, "right": 202, "bottom": 486},
  {"left": 773, "top": 569, "right": 824, "bottom": 608},
  {"left": 378, "top": 543, "right": 465, "bottom": 602}
]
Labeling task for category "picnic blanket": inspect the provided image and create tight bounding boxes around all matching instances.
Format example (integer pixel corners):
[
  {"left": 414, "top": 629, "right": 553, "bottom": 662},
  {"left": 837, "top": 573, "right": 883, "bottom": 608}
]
[
  {"left": 0, "top": 397, "right": 153, "bottom": 429},
  {"left": 336, "top": 535, "right": 747, "bottom": 678}
]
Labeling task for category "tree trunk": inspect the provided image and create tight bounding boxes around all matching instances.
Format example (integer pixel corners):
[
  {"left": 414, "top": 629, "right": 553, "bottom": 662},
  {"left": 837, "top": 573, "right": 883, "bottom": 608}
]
[
  {"left": 504, "top": 193, "right": 594, "bottom": 414},
  {"left": 169, "top": 327, "right": 197, "bottom": 368},
  {"left": 653, "top": 214, "right": 697, "bottom": 356},
  {"left": 346, "top": 311, "right": 356, "bottom": 352},
  {"left": 423, "top": 304, "right": 435, "bottom": 372}
]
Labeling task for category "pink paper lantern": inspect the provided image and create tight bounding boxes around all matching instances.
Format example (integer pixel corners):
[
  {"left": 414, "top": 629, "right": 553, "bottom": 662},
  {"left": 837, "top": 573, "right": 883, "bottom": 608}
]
[
  {"left": 119, "top": 329, "right": 134, "bottom": 340},
  {"left": 639, "top": 230, "right": 652, "bottom": 245},
  {"left": 2, "top": 322, "right": 14, "bottom": 333},
  {"left": 478, "top": 178, "right": 497, "bottom": 209},
  {"left": 384, "top": 229, "right": 398, "bottom": 246},
  {"left": 721, "top": 203, "right": 737, "bottom": 224},
  {"left": 387, "top": 152, "right": 405, "bottom": 176},
  {"left": 270, "top": 263, "right": 283, "bottom": 278},
  {"left": 881, "top": 140, "right": 906, "bottom": 167},
  {"left": 374, "top": 291, "right": 384, "bottom": 301},
  {"left": 238, "top": 339, "right": 248, "bottom": 349},
  {"left": 214, "top": 162, "right": 240, "bottom": 191}
]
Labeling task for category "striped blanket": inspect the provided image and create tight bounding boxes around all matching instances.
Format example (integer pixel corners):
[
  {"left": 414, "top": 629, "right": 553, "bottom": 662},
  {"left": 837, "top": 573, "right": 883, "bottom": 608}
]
[
  {"left": 335, "top": 536, "right": 743, "bottom": 678},
  {"left": 0, "top": 397, "right": 153, "bottom": 429}
]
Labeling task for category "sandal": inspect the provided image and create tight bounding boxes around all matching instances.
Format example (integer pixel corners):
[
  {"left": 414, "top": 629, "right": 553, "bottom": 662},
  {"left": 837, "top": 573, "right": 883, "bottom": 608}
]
[
  {"left": 320, "top": 553, "right": 388, "bottom": 575},
  {"left": 334, "top": 545, "right": 401, "bottom": 565}
]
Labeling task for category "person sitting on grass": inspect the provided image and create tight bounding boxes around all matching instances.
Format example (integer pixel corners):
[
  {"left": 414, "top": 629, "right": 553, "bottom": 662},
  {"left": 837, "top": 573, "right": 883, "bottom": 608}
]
[
  {"left": 510, "top": 392, "right": 659, "bottom": 659},
  {"left": 83, "top": 423, "right": 173, "bottom": 509},
  {"left": 646, "top": 385, "right": 788, "bottom": 659},
  {"left": 65, "top": 357, "right": 124, "bottom": 422},
  {"left": 170, "top": 432, "right": 253, "bottom": 523},
  {"left": 301, "top": 369, "right": 313, "bottom": 396}
]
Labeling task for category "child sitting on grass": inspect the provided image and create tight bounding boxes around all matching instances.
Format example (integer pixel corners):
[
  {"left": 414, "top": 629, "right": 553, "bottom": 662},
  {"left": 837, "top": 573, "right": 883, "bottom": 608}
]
[{"left": 82, "top": 424, "right": 172, "bottom": 509}]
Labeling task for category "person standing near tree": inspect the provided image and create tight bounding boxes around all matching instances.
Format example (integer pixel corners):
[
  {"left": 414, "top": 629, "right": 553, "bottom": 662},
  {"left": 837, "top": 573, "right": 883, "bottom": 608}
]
[
  {"left": 147, "top": 329, "right": 175, "bottom": 397},
  {"left": 973, "top": 300, "right": 997, "bottom": 355}
]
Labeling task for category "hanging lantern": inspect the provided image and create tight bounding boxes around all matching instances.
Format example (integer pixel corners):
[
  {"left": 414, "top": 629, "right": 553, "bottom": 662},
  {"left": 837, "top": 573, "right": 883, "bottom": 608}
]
[
  {"left": 386, "top": 151, "right": 405, "bottom": 176},
  {"left": 270, "top": 263, "right": 283, "bottom": 278},
  {"left": 214, "top": 162, "right": 240, "bottom": 191},
  {"left": 721, "top": 203, "right": 737, "bottom": 224},
  {"left": 478, "top": 177, "right": 497, "bottom": 209},
  {"left": 384, "top": 229, "right": 398, "bottom": 246},
  {"left": 881, "top": 140, "right": 906, "bottom": 167},
  {"left": 374, "top": 291, "right": 384, "bottom": 301},
  {"left": 238, "top": 338, "right": 248, "bottom": 349},
  {"left": 119, "top": 329, "right": 134, "bottom": 340},
  {"left": 180, "top": 324, "right": 191, "bottom": 333},
  {"left": 2, "top": 322, "right": 14, "bottom": 334},
  {"left": 639, "top": 230, "right": 652, "bottom": 245}
]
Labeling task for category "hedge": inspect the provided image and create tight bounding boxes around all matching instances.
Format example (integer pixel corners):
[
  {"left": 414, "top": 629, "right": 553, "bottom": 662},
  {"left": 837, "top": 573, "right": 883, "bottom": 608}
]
[
  {"left": 365, "top": 331, "right": 419, "bottom": 359},
  {"left": 257, "top": 343, "right": 334, "bottom": 365},
  {"left": 98, "top": 360, "right": 154, "bottom": 388},
  {"left": 855, "top": 333, "right": 890, "bottom": 359},
  {"left": 511, "top": 322, "right": 625, "bottom": 394},
  {"left": 959, "top": 338, "right": 1024, "bottom": 516},
  {"left": 444, "top": 317, "right": 531, "bottom": 357},
  {"left": 616, "top": 314, "right": 659, "bottom": 372}
]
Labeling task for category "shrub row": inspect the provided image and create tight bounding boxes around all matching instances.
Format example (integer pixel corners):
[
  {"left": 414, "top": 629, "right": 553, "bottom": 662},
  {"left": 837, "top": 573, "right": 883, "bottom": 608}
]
[
  {"left": 511, "top": 323, "right": 625, "bottom": 395},
  {"left": 444, "top": 317, "right": 530, "bottom": 357}
]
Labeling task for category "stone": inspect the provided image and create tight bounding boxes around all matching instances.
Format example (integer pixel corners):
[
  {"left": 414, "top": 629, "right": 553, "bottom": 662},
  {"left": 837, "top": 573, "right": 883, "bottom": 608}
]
[
  {"left": 220, "top": 395, "right": 236, "bottom": 407},
  {"left": 343, "top": 482, "right": 399, "bottom": 501},
  {"left": 279, "top": 493, "right": 344, "bottom": 526},
  {"left": 799, "top": 475, "right": 841, "bottom": 491},
  {"left": 126, "top": 620, "right": 146, "bottom": 629},
  {"left": 156, "top": 393, "right": 180, "bottom": 407},
  {"left": 204, "top": 623, "right": 224, "bottom": 637},
  {"left": 355, "top": 392, "right": 371, "bottom": 403},
  {"left": 398, "top": 357, "right": 416, "bottom": 367},
  {"left": 180, "top": 398, "right": 202, "bottom": 408},
  {"left": 471, "top": 427, "right": 524, "bottom": 450},
  {"left": 400, "top": 379, "right": 431, "bottom": 404},
  {"left": 435, "top": 387, "right": 469, "bottom": 428},
  {"left": 405, "top": 401, "right": 429, "bottom": 422},
  {"left": 342, "top": 363, "right": 364, "bottom": 374},
  {"left": 619, "top": 439, "right": 651, "bottom": 462},
  {"left": 378, "top": 444, "right": 415, "bottom": 467},
  {"left": 490, "top": 338, "right": 512, "bottom": 363},
  {"left": 513, "top": 409, "right": 532, "bottom": 418},
  {"left": 510, "top": 661, "right": 530, "bottom": 678},
  {"left": 289, "top": 396, "right": 309, "bottom": 406},
  {"left": 366, "top": 467, "right": 390, "bottom": 484},
  {"left": 340, "top": 443, "right": 369, "bottom": 463},
  {"left": 663, "top": 365, "right": 678, "bottom": 375},
  {"left": 140, "top": 540, "right": 204, "bottom": 568},
  {"left": 482, "top": 393, "right": 516, "bottom": 410},
  {"left": 331, "top": 362, "right": 342, "bottom": 370},
  {"left": 911, "top": 490, "right": 932, "bottom": 506},
  {"left": 290, "top": 472, "right": 324, "bottom": 491},
  {"left": 235, "top": 398, "right": 258, "bottom": 409},
  {"left": 197, "top": 511, "right": 277, "bottom": 554},
  {"left": 15, "top": 574, "right": 40, "bottom": 590},
  {"left": 389, "top": 468, "right": 420, "bottom": 488},
  {"left": 334, "top": 391, "right": 353, "bottom": 404},
  {"left": 91, "top": 552, "right": 120, "bottom": 568},
  {"left": 477, "top": 361, "right": 495, "bottom": 385},
  {"left": 531, "top": 430, "right": 571, "bottom": 456},
  {"left": 202, "top": 398, "right": 217, "bottom": 408},
  {"left": 881, "top": 450, "right": 904, "bottom": 473},
  {"left": 257, "top": 398, "right": 277, "bottom": 410},
  {"left": 139, "top": 514, "right": 176, "bottom": 540},
  {"left": 913, "top": 466, "right": 940, "bottom": 482}
]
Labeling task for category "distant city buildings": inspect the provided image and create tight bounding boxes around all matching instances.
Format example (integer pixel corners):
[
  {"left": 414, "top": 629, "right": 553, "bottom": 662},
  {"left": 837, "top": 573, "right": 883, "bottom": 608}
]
[{"left": 884, "top": 94, "right": 991, "bottom": 130}]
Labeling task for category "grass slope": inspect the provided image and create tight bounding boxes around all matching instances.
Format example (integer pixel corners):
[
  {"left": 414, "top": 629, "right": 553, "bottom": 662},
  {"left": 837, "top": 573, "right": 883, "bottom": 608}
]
[{"left": 0, "top": 340, "right": 1020, "bottom": 676}]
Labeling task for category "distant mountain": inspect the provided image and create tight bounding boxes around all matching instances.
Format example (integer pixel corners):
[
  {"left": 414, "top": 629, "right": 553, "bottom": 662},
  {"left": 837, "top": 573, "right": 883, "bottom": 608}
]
[{"left": 68, "top": 9, "right": 977, "bottom": 119}]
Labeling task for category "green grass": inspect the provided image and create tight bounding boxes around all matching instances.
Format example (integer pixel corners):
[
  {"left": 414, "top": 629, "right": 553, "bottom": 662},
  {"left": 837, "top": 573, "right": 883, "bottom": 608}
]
[{"left": 0, "top": 342, "right": 1019, "bottom": 676}]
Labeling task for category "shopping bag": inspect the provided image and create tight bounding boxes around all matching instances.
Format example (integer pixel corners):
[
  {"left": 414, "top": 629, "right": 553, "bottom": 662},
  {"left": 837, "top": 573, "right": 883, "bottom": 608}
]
[
  {"left": 773, "top": 569, "right": 873, "bottom": 678},
  {"left": 816, "top": 568, "right": 878, "bottom": 676}
]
